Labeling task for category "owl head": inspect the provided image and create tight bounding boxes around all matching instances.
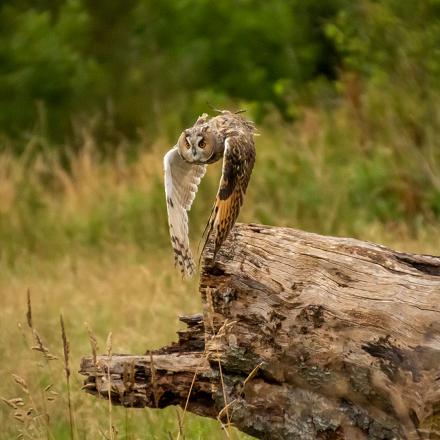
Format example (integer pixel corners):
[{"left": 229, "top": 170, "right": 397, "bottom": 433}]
[{"left": 177, "top": 113, "right": 217, "bottom": 164}]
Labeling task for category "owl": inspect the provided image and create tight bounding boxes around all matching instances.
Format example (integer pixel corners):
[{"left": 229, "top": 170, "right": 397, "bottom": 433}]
[{"left": 163, "top": 110, "right": 256, "bottom": 277}]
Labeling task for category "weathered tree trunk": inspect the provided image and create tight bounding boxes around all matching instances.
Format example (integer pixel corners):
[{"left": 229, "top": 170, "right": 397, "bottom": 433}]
[{"left": 80, "top": 223, "right": 440, "bottom": 439}]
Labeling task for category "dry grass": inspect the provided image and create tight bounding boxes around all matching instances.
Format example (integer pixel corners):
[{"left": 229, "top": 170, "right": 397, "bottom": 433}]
[
  {"left": 0, "top": 250, "right": 245, "bottom": 439},
  {"left": 0, "top": 109, "right": 438, "bottom": 438},
  {"left": 0, "top": 229, "right": 438, "bottom": 439},
  {"left": 60, "top": 314, "right": 74, "bottom": 440}
]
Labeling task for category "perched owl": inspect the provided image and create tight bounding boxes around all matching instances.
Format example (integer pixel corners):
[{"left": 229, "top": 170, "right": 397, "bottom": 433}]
[{"left": 163, "top": 110, "right": 256, "bottom": 277}]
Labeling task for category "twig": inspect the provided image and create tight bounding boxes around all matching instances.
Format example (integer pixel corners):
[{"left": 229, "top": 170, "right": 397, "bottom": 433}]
[
  {"left": 106, "top": 332, "right": 114, "bottom": 440},
  {"left": 26, "top": 289, "right": 32, "bottom": 329},
  {"left": 216, "top": 356, "right": 231, "bottom": 439},
  {"left": 60, "top": 314, "right": 74, "bottom": 440},
  {"left": 149, "top": 353, "right": 158, "bottom": 408},
  {"left": 178, "top": 353, "right": 208, "bottom": 440},
  {"left": 85, "top": 323, "right": 98, "bottom": 367},
  {"left": 175, "top": 408, "right": 184, "bottom": 440},
  {"left": 243, "top": 362, "right": 263, "bottom": 387}
]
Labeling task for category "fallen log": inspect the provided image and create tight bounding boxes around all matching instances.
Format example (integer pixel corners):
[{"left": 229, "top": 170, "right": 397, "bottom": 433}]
[{"left": 80, "top": 223, "right": 440, "bottom": 439}]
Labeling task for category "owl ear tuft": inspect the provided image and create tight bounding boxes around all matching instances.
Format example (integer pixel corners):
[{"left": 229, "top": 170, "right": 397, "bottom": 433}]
[{"left": 195, "top": 113, "right": 209, "bottom": 125}]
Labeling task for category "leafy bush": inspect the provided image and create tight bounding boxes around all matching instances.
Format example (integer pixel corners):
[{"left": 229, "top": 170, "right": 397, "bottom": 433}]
[
  {"left": 0, "top": 0, "right": 345, "bottom": 143},
  {"left": 0, "top": 1, "right": 102, "bottom": 143}
]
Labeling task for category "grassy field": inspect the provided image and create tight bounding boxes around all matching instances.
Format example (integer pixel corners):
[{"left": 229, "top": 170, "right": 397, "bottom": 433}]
[{"left": 0, "top": 105, "right": 439, "bottom": 439}]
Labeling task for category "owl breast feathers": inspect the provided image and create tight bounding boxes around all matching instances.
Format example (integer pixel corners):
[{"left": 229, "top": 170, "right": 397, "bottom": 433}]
[{"left": 163, "top": 110, "right": 256, "bottom": 277}]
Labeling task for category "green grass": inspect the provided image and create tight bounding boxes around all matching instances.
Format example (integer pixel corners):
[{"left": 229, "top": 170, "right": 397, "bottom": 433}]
[{"left": 0, "top": 104, "right": 439, "bottom": 439}]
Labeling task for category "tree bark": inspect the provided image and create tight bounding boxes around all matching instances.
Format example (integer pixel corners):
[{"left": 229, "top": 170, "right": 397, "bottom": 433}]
[{"left": 80, "top": 223, "right": 440, "bottom": 440}]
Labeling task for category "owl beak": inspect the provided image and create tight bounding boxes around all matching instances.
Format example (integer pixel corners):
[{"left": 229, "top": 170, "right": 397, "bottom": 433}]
[{"left": 191, "top": 146, "right": 197, "bottom": 156}]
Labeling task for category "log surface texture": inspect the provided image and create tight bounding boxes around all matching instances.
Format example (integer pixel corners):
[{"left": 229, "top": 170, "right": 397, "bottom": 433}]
[{"left": 80, "top": 223, "right": 440, "bottom": 440}]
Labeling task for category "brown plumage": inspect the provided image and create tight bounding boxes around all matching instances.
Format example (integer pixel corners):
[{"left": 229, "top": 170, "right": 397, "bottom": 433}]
[{"left": 163, "top": 110, "right": 256, "bottom": 277}]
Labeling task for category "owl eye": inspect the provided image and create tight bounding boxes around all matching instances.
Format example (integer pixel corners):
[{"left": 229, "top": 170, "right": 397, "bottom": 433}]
[
  {"left": 184, "top": 137, "right": 191, "bottom": 149},
  {"left": 199, "top": 139, "right": 206, "bottom": 149}
]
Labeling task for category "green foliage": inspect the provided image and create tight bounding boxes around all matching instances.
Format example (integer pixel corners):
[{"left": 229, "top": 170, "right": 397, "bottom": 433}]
[
  {"left": 0, "top": 1, "right": 102, "bottom": 143},
  {"left": 326, "top": 0, "right": 440, "bottom": 148},
  {"left": 0, "top": 0, "right": 345, "bottom": 142},
  {"left": 2, "top": 0, "right": 440, "bottom": 147},
  {"left": 327, "top": 1, "right": 440, "bottom": 83}
]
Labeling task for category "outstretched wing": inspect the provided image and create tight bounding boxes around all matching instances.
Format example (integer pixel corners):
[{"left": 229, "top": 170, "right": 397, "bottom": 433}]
[
  {"left": 164, "top": 148, "right": 206, "bottom": 277},
  {"left": 201, "top": 135, "right": 256, "bottom": 261}
]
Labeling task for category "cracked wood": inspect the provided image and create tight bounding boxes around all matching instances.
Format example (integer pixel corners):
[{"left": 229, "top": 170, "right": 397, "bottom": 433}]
[{"left": 80, "top": 223, "right": 440, "bottom": 440}]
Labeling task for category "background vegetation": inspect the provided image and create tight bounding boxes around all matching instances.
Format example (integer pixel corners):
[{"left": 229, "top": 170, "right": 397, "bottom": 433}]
[{"left": 0, "top": 0, "right": 439, "bottom": 439}]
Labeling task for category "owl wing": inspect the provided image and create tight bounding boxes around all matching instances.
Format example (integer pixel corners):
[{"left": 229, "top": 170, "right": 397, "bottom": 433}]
[
  {"left": 164, "top": 147, "right": 207, "bottom": 277},
  {"left": 201, "top": 135, "right": 256, "bottom": 262}
]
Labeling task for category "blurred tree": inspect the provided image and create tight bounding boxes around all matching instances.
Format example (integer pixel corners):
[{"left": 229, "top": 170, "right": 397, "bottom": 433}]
[
  {"left": 326, "top": 0, "right": 440, "bottom": 144},
  {"left": 0, "top": 0, "right": 102, "bottom": 145},
  {"left": 0, "top": 0, "right": 345, "bottom": 145},
  {"left": 1, "top": 0, "right": 440, "bottom": 152}
]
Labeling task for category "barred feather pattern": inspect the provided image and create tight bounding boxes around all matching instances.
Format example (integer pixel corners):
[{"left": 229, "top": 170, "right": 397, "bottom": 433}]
[
  {"left": 163, "top": 148, "right": 206, "bottom": 276},
  {"left": 203, "top": 135, "right": 256, "bottom": 259},
  {"left": 163, "top": 110, "right": 256, "bottom": 277}
]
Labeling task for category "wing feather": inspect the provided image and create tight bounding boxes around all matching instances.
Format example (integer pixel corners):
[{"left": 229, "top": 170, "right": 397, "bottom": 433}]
[
  {"left": 201, "top": 135, "right": 256, "bottom": 261},
  {"left": 164, "top": 148, "right": 206, "bottom": 277}
]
